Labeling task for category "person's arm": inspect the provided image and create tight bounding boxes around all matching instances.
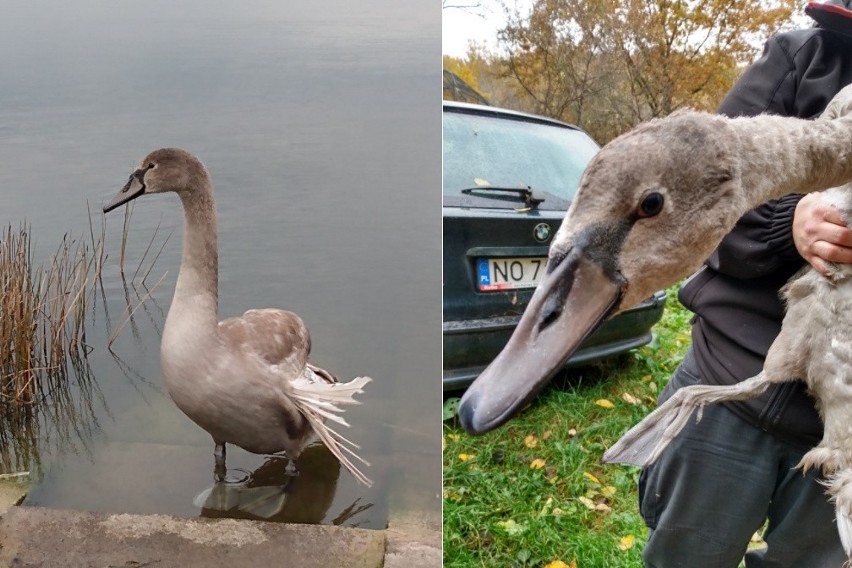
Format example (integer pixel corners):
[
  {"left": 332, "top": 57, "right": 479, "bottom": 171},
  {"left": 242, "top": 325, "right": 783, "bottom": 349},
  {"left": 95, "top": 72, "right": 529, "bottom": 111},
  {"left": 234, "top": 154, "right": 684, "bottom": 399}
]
[{"left": 707, "top": 195, "right": 804, "bottom": 278}]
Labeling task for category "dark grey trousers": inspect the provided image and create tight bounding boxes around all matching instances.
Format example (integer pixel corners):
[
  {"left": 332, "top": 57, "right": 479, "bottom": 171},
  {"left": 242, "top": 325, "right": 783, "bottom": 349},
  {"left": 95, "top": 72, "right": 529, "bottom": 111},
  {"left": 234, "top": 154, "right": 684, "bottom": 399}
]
[{"left": 638, "top": 349, "right": 846, "bottom": 568}]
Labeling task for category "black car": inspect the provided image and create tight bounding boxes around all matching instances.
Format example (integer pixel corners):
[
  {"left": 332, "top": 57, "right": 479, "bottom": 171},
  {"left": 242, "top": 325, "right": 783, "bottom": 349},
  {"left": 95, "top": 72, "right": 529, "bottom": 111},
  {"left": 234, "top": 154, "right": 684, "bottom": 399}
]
[{"left": 443, "top": 101, "right": 667, "bottom": 391}]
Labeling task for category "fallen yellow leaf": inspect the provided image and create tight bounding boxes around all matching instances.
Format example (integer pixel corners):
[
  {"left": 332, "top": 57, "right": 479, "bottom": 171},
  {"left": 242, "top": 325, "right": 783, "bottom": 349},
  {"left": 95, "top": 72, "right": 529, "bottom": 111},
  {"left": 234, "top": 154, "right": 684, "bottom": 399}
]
[
  {"left": 601, "top": 485, "right": 617, "bottom": 497},
  {"left": 530, "top": 458, "right": 546, "bottom": 469},
  {"left": 524, "top": 434, "right": 538, "bottom": 448},
  {"left": 622, "top": 392, "right": 642, "bottom": 405},
  {"left": 442, "top": 489, "right": 463, "bottom": 502},
  {"left": 458, "top": 453, "right": 475, "bottom": 462},
  {"left": 543, "top": 429, "right": 553, "bottom": 440},
  {"left": 496, "top": 519, "right": 526, "bottom": 536},
  {"left": 618, "top": 534, "right": 636, "bottom": 551},
  {"left": 447, "top": 433, "right": 460, "bottom": 441},
  {"left": 568, "top": 428, "right": 578, "bottom": 437},
  {"left": 595, "top": 399, "right": 615, "bottom": 409},
  {"left": 538, "top": 496, "right": 554, "bottom": 517},
  {"left": 544, "top": 561, "right": 572, "bottom": 568},
  {"left": 583, "top": 471, "right": 602, "bottom": 485},
  {"left": 579, "top": 495, "right": 612, "bottom": 512},
  {"left": 578, "top": 496, "right": 596, "bottom": 509}
]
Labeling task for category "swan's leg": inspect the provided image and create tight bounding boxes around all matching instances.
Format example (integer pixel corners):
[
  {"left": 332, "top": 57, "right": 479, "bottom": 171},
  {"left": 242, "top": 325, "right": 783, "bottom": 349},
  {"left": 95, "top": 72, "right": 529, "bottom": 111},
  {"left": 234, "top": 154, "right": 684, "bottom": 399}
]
[
  {"left": 214, "top": 442, "right": 226, "bottom": 482},
  {"left": 284, "top": 449, "right": 300, "bottom": 477},
  {"left": 603, "top": 372, "right": 774, "bottom": 466},
  {"left": 285, "top": 459, "right": 299, "bottom": 477}
]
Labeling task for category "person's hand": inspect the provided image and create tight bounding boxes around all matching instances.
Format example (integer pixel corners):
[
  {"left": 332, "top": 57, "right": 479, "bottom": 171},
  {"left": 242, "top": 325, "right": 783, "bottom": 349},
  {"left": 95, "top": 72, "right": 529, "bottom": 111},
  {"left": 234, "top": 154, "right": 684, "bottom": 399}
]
[{"left": 793, "top": 192, "right": 852, "bottom": 276}]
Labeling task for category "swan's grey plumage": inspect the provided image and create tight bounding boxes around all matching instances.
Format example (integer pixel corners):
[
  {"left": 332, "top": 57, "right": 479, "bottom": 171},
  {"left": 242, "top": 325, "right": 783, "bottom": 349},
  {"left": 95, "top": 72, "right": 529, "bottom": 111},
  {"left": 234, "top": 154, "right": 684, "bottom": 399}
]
[
  {"left": 104, "top": 148, "right": 371, "bottom": 486},
  {"left": 602, "top": 183, "right": 852, "bottom": 555},
  {"left": 459, "top": 83, "right": 852, "bottom": 434},
  {"left": 459, "top": 84, "right": 852, "bottom": 555}
]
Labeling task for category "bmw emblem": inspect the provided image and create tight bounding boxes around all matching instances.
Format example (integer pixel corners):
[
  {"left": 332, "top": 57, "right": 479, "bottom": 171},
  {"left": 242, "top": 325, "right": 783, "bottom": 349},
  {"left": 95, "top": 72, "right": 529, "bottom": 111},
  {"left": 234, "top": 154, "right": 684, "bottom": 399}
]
[{"left": 533, "top": 223, "right": 551, "bottom": 243}]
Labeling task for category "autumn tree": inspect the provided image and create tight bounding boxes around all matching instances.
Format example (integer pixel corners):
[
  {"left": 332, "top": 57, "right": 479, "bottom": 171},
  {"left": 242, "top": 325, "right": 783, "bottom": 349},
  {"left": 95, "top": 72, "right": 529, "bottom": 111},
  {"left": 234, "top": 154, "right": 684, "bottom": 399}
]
[
  {"left": 498, "top": 0, "right": 797, "bottom": 142},
  {"left": 444, "top": 46, "right": 527, "bottom": 107}
]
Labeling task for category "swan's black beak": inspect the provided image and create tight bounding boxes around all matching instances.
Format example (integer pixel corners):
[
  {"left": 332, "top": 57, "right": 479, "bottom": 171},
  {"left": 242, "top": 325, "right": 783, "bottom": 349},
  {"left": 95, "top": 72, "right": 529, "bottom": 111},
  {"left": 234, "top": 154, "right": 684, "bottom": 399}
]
[
  {"left": 103, "top": 169, "right": 147, "bottom": 213},
  {"left": 458, "top": 246, "right": 625, "bottom": 435}
]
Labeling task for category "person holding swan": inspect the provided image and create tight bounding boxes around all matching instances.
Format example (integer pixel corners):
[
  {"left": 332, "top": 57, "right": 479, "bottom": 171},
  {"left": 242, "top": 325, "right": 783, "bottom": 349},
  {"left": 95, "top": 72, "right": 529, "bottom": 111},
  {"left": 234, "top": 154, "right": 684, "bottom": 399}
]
[{"left": 637, "top": 2, "right": 852, "bottom": 566}]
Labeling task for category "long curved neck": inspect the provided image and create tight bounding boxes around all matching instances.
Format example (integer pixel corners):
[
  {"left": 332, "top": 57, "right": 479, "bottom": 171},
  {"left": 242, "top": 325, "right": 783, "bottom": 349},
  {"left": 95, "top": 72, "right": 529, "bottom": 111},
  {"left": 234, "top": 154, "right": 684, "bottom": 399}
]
[
  {"left": 168, "top": 186, "right": 219, "bottom": 335},
  {"left": 736, "top": 114, "right": 852, "bottom": 208}
]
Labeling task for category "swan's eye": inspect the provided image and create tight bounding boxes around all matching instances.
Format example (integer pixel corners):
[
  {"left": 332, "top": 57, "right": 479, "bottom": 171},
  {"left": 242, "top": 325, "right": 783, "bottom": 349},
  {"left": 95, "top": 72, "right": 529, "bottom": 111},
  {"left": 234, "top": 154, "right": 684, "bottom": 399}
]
[
  {"left": 638, "top": 192, "right": 664, "bottom": 218},
  {"left": 147, "top": 163, "right": 155, "bottom": 169}
]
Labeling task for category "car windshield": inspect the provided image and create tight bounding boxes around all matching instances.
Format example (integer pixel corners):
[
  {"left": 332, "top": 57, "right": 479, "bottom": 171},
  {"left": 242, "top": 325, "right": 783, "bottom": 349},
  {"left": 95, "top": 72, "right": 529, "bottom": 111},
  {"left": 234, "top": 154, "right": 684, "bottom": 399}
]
[{"left": 443, "top": 108, "right": 600, "bottom": 210}]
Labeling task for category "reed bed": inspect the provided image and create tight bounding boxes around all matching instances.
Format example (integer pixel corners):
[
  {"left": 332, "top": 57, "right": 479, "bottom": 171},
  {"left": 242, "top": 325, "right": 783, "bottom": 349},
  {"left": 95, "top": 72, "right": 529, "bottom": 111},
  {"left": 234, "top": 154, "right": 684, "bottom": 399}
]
[
  {"left": 0, "top": 207, "right": 166, "bottom": 475},
  {"left": 0, "top": 224, "right": 101, "bottom": 408},
  {"left": 0, "top": 220, "right": 104, "bottom": 473}
]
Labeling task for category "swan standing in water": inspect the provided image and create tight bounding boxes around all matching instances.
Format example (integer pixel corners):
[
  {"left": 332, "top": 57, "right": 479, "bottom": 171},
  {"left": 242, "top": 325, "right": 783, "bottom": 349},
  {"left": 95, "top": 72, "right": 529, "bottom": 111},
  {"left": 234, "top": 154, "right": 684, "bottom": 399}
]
[{"left": 103, "top": 148, "right": 372, "bottom": 487}]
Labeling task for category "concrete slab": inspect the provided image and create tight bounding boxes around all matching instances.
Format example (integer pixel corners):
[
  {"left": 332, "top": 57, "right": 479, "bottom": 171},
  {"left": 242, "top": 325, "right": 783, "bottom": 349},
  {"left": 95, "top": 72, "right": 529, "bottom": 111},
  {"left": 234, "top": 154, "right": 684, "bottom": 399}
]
[
  {"left": 384, "top": 509, "right": 442, "bottom": 568},
  {"left": 0, "top": 507, "right": 386, "bottom": 568},
  {"left": 0, "top": 476, "right": 29, "bottom": 515}
]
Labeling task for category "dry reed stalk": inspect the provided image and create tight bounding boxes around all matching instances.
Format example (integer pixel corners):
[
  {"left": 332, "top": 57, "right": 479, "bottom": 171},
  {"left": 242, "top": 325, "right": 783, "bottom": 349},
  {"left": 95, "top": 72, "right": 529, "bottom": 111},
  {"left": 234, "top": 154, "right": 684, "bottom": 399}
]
[
  {"left": 107, "top": 271, "right": 168, "bottom": 349},
  {"left": 119, "top": 202, "right": 134, "bottom": 276}
]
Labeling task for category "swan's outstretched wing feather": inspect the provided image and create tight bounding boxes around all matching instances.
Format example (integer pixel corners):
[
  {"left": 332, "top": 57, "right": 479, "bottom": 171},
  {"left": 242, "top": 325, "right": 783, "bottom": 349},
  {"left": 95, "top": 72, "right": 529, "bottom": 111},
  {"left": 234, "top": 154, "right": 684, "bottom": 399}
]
[
  {"left": 290, "top": 374, "right": 374, "bottom": 486},
  {"left": 602, "top": 398, "right": 696, "bottom": 466},
  {"left": 603, "top": 372, "right": 772, "bottom": 466}
]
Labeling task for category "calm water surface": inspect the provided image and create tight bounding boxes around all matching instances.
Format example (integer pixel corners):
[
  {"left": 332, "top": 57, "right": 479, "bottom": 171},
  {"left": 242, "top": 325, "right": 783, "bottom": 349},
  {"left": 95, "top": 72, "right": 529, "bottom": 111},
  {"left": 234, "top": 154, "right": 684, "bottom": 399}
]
[{"left": 0, "top": 0, "right": 440, "bottom": 528}]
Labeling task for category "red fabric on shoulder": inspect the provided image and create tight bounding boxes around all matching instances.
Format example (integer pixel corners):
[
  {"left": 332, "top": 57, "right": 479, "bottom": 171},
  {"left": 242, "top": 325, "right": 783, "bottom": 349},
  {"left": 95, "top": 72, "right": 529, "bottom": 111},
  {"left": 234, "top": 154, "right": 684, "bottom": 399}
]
[{"left": 806, "top": 0, "right": 852, "bottom": 32}]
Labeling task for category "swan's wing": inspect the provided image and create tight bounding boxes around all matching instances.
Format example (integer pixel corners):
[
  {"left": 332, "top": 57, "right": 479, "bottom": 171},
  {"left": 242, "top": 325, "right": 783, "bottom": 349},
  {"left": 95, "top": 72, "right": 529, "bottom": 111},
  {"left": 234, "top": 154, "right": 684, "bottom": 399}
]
[
  {"left": 289, "top": 374, "right": 373, "bottom": 487},
  {"left": 601, "top": 390, "right": 709, "bottom": 466},
  {"left": 219, "top": 308, "right": 311, "bottom": 373},
  {"left": 603, "top": 372, "right": 772, "bottom": 466},
  {"left": 220, "top": 309, "right": 373, "bottom": 486},
  {"left": 306, "top": 362, "right": 337, "bottom": 384}
]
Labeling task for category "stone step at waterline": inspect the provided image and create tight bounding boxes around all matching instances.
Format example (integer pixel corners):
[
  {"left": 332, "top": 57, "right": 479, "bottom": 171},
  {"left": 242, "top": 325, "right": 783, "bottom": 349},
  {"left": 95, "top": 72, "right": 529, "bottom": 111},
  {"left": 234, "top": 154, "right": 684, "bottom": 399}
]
[
  {"left": 0, "top": 506, "right": 386, "bottom": 568},
  {"left": 0, "top": 441, "right": 439, "bottom": 567}
]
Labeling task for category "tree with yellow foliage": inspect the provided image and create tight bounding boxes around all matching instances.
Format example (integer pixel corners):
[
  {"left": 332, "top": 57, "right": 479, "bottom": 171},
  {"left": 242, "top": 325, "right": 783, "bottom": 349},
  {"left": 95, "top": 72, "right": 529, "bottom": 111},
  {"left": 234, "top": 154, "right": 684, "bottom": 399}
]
[{"left": 497, "top": 0, "right": 796, "bottom": 142}]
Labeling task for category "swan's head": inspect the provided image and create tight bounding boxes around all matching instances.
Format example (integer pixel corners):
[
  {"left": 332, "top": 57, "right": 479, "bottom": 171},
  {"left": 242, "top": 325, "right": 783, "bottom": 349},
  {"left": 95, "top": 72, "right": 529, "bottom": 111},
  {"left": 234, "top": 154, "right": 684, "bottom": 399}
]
[
  {"left": 103, "top": 148, "right": 208, "bottom": 213},
  {"left": 459, "top": 111, "right": 746, "bottom": 434}
]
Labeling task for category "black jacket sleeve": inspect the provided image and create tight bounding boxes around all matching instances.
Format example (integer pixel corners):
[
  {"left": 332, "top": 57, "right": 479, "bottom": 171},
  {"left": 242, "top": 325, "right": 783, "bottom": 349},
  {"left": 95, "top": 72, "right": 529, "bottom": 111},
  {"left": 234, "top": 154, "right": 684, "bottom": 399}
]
[
  {"left": 705, "top": 194, "right": 805, "bottom": 278},
  {"left": 716, "top": 35, "right": 798, "bottom": 118}
]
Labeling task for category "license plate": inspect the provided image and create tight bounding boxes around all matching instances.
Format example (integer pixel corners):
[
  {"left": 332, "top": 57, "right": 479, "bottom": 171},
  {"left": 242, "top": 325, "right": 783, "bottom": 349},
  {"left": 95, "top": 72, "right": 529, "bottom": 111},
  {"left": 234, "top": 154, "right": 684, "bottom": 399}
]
[{"left": 477, "top": 257, "right": 546, "bottom": 291}]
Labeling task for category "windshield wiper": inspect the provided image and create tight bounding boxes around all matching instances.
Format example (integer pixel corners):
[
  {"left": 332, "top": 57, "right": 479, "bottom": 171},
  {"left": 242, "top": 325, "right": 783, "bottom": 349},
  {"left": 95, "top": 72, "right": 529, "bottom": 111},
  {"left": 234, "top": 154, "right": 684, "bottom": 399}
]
[{"left": 460, "top": 186, "right": 546, "bottom": 207}]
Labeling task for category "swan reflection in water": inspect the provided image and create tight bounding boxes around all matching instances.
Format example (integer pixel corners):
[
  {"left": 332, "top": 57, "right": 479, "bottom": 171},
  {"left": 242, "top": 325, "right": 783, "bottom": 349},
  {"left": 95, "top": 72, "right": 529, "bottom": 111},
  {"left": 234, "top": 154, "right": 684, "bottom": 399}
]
[{"left": 195, "top": 444, "right": 373, "bottom": 526}]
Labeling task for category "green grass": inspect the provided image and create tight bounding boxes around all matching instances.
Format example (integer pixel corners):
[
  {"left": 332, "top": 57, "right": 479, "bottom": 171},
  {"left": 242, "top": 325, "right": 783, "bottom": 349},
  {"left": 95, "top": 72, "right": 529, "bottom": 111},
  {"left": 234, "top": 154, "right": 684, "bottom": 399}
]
[{"left": 443, "top": 287, "right": 693, "bottom": 567}]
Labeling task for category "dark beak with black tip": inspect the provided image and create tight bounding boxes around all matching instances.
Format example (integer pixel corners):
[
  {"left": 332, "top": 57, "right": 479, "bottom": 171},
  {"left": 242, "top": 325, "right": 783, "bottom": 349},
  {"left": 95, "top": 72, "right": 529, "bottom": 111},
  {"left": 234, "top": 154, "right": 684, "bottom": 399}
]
[
  {"left": 103, "top": 168, "right": 147, "bottom": 213},
  {"left": 458, "top": 245, "right": 626, "bottom": 435}
]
